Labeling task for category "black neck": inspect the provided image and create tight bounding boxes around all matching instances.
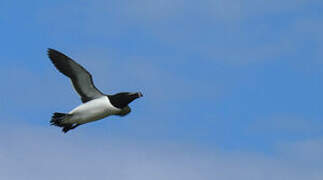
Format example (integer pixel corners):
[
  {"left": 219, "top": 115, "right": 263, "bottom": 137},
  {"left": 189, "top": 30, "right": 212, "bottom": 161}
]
[{"left": 107, "top": 92, "right": 141, "bottom": 109}]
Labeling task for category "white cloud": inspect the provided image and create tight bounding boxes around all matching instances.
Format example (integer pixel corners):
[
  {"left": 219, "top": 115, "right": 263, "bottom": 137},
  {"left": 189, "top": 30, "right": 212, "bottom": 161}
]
[
  {"left": 118, "top": 0, "right": 320, "bottom": 22},
  {"left": 31, "top": 0, "right": 323, "bottom": 66},
  {"left": 0, "top": 124, "right": 322, "bottom": 180},
  {"left": 277, "top": 138, "right": 323, "bottom": 165}
]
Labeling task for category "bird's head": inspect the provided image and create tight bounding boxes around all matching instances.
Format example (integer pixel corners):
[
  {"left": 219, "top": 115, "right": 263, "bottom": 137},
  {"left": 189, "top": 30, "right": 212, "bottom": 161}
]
[{"left": 108, "top": 92, "right": 143, "bottom": 109}]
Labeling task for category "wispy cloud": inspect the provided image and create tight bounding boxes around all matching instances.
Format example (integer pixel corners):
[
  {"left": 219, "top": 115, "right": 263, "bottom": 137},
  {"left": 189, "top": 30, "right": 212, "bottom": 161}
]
[
  {"left": 119, "top": 0, "right": 320, "bottom": 22},
  {"left": 0, "top": 124, "right": 322, "bottom": 180},
  {"left": 277, "top": 138, "right": 323, "bottom": 165},
  {"left": 31, "top": 0, "right": 323, "bottom": 66},
  {"left": 1, "top": 1, "right": 323, "bottom": 179}
]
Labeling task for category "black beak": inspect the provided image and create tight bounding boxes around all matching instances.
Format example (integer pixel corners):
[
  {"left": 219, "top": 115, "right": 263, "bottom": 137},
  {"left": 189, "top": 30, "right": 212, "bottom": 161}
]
[
  {"left": 138, "top": 92, "right": 143, "bottom": 97},
  {"left": 128, "top": 92, "right": 143, "bottom": 98}
]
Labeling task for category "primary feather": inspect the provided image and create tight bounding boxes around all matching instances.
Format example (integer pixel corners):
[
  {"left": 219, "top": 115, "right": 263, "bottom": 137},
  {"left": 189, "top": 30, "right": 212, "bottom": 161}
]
[{"left": 48, "top": 48, "right": 104, "bottom": 102}]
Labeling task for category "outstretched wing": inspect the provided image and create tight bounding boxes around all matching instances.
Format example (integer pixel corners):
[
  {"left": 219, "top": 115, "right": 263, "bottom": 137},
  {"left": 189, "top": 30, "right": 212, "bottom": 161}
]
[{"left": 48, "top": 48, "right": 104, "bottom": 103}]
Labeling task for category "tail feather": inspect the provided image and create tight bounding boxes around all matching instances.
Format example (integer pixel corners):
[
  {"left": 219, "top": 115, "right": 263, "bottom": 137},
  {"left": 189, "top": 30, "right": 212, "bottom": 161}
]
[
  {"left": 50, "top": 112, "right": 79, "bottom": 133},
  {"left": 50, "top": 112, "right": 69, "bottom": 127}
]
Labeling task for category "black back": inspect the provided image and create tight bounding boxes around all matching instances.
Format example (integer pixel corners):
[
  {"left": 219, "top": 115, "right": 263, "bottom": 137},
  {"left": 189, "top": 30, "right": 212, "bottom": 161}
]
[{"left": 108, "top": 92, "right": 143, "bottom": 109}]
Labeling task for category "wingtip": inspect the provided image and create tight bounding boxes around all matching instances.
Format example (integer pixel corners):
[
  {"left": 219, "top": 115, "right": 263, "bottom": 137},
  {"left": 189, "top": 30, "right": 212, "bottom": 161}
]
[
  {"left": 47, "top": 48, "right": 63, "bottom": 59},
  {"left": 47, "top": 48, "right": 56, "bottom": 54},
  {"left": 47, "top": 48, "right": 54, "bottom": 56}
]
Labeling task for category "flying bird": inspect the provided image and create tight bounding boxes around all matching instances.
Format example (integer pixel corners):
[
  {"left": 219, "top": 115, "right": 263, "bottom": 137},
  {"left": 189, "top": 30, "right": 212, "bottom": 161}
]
[{"left": 47, "top": 48, "right": 143, "bottom": 133}]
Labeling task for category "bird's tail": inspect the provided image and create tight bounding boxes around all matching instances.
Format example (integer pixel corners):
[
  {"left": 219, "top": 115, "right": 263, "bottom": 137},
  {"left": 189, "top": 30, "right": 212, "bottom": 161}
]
[
  {"left": 50, "top": 112, "right": 70, "bottom": 127},
  {"left": 50, "top": 112, "right": 79, "bottom": 133}
]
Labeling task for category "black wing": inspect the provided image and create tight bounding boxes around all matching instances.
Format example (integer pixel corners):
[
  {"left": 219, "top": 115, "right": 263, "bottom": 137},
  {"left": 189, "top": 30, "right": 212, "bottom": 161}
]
[{"left": 48, "top": 48, "right": 104, "bottom": 103}]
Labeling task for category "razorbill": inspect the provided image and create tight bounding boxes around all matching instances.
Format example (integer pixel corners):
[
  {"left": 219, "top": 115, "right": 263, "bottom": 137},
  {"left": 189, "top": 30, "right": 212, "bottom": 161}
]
[{"left": 47, "top": 48, "right": 143, "bottom": 133}]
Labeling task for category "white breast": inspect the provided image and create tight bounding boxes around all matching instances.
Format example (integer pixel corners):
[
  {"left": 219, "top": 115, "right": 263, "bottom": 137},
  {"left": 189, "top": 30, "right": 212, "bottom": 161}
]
[{"left": 68, "top": 96, "right": 120, "bottom": 124}]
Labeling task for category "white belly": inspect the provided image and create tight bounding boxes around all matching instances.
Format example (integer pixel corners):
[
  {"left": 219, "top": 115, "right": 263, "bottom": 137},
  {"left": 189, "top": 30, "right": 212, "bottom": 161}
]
[{"left": 67, "top": 96, "right": 120, "bottom": 124}]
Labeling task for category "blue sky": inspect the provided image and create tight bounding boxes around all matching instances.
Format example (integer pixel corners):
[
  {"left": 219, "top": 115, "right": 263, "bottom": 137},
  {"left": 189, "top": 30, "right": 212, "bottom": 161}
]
[{"left": 1, "top": 0, "right": 323, "bottom": 179}]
